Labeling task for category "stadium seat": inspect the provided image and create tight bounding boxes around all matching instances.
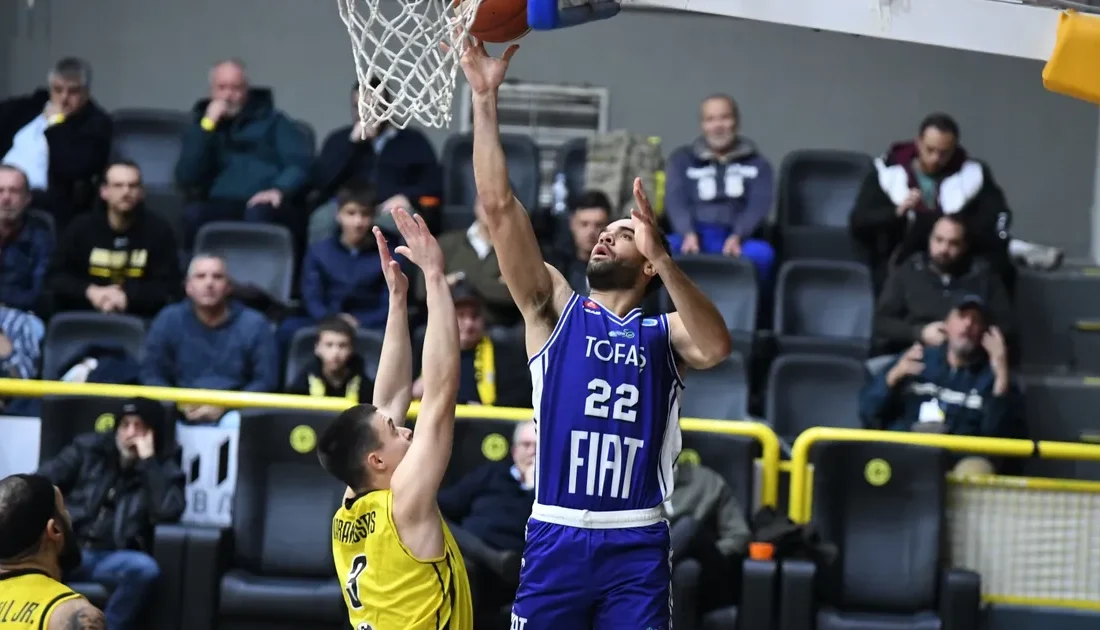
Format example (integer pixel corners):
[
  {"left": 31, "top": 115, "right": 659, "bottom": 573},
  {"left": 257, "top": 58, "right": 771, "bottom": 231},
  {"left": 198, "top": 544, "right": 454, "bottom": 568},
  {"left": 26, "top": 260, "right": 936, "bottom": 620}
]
[
  {"left": 284, "top": 326, "right": 385, "bottom": 388},
  {"left": 38, "top": 395, "right": 185, "bottom": 630},
  {"left": 779, "top": 441, "right": 980, "bottom": 630},
  {"left": 28, "top": 208, "right": 56, "bottom": 238},
  {"left": 194, "top": 221, "right": 295, "bottom": 303},
  {"left": 441, "top": 132, "right": 541, "bottom": 224},
  {"left": 765, "top": 354, "right": 866, "bottom": 441},
  {"left": 773, "top": 260, "right": 873, "bottom": 359},
  {"left": 776, "top": 150, "right": 873, "bottom": 262},
  {"left": 679, "top": 430, "right": 757, "bottom": 513},
  {"left": 110, "top": 108, "right": 191, "bottom": 192},
  {"left": 681, "top": 352, "right": 749, "bottom": 421},
  {"left": 183, "top": 409, "right": 346, "bottom": 630},
  {"left": 294, "top": 119, "right": 317, "bottom": 156},
  {"left": 555, "top": 136, "right": 588, "bottom": 200},
  {"left": 445, "top": 416, "right": 525, "bottom": 486},
  {"left": 41, "top": 312, "right": 147, "bottom": 381},
  {"left": 661, "top": 255, "right": 758, "bottom": 358}
]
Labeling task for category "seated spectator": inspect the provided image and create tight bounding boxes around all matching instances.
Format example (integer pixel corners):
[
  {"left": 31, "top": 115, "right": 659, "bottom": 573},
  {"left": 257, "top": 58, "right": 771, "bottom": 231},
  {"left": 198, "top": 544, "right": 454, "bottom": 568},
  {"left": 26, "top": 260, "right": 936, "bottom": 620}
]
[
  {"left": 36, "top": 397, "right": 185, "bottom": 630},
  {"left": 870, "top": 215, "right": 1013, "bottom": 372},
  {"left": 544, "top": 190, "right": 611, "bottom": 294},
  {"left": 308, "top": 80, "right": 443, "bottom": 243},
  {"left": 666, "top": 94, "right": 776, "bottom": 287},
  {"left": 0, "top": 164, "right": 54, "bottom": 312},
  {"left": 0, "top": 57, "right": 112, "bottom": 229},
  {"left": 175, "top": 59, "right": 312, "bottom": 248},
  {"left": 421, "top": 198, "right": 519, "bottom": 327},
  {"left": 850, "top": 113, "right": 1060, "bottom": 291},
  {"left": 665, "top": 460, "right": 751, "bottom": 627},
  {"left": 411, "top": 282, "right": 530, "bottom": 408},
  {"left": 279, "top": 182, "right": 400, "bottom": 352},
  {"left": 45, "top": 161, "right": 182, "bottom": 319},
  {"left": 141, "top": 254, "right": 278, "bottom": 428},
  {"left": 285, "top": 315, "right": 373, "bottom": 402},
  {"left": 438, "top": 420, "right": 535, "bottom": 615},
  {"left": 0, "top": 306, "right": 45, "bottom": 414},
  {"left": 859, "top": 295, "right": 1022, "bottom": 474}
]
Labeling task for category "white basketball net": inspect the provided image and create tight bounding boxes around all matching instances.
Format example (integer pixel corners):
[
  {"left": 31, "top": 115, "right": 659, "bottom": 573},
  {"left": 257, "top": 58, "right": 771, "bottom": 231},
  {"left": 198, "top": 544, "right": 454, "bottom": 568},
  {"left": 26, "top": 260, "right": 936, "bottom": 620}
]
[{"left": 337, "top": 0, "right": 487, "bottom": 130}]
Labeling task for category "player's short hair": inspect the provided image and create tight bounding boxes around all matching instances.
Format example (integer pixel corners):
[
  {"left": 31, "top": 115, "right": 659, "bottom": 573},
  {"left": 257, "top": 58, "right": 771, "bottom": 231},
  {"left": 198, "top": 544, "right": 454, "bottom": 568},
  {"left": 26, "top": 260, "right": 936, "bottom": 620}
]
[
  {"left": 317, "top": 404, "right": 382, "bottom": 490},
  {"left": 336, "top": 180, "right": 377, "bottom": 213},
  {"left": 317, "top": 315, "right": 356, "bottom": 343},
  {"left": 0, "top": 474, "right": 56, "bottom": 563}
]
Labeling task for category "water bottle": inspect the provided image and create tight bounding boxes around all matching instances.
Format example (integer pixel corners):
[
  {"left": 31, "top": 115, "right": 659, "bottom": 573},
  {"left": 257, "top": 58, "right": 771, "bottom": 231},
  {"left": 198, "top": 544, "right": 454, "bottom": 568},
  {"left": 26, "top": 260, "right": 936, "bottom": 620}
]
[{"left": 552, "top": 172, "right": 568, "bottom": 215}]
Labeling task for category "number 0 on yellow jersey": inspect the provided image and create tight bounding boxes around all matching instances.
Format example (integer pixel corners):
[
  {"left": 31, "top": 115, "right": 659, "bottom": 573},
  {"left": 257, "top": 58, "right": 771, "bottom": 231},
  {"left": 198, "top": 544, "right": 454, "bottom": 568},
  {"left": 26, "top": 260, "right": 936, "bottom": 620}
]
[{"left": 332, "top": 489, "right": 474, "bottom": 630}]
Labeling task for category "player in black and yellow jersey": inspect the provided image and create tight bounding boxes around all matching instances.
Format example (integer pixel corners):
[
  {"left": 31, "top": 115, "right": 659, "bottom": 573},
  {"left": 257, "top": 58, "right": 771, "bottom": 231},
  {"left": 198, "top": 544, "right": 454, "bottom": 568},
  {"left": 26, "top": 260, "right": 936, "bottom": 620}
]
[
  {"left": 0, "top": 474, "right": 105, "bottom": 629},
  {"left": 318, "top": 209, "right": 473, "bottom": 630}
]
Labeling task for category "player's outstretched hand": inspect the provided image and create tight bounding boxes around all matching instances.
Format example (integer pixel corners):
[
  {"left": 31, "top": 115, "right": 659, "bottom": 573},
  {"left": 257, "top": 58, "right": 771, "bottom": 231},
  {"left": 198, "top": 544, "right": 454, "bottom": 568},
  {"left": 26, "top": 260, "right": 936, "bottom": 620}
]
[
  {"left": 628, "top": 178, "right": 669, "bottom": 264},
  {"left": 459, "top": 38, "right": 519, "bottom": 95},
  {"left": 373, "top": 226, "right": 408, "bottom": 296},
  {"left": 391, "top": 208, "right": 445, "bottom": 274}
]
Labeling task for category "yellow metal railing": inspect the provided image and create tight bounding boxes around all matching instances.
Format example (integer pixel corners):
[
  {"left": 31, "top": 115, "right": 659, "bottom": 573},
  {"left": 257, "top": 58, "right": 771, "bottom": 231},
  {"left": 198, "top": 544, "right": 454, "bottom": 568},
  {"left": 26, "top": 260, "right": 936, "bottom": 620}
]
[{"left": 0, "top": 378, "right": 782, "bottom": 506}]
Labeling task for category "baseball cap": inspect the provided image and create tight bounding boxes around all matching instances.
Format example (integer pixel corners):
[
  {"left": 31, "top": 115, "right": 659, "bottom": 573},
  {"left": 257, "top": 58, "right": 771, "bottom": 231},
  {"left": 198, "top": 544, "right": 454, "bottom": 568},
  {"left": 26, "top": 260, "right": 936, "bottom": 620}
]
[{"left": 954, "top": 293, "right": 991, "bottom": 321}]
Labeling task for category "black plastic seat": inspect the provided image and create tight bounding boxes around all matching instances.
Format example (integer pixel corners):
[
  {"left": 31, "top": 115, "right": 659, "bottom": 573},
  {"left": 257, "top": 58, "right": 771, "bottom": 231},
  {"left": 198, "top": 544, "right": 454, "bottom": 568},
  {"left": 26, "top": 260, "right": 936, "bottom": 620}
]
[
  {"left": 681, "top": 353, "right": 749, "bottom": 421},
  {"left": 441, "top": 132, "right": 541, "bottom": 229},
  {"left": 779, "top": 441, "right": 980, "bottom": 630},
  {"left": 41, "top": 312, "right": 147, "bottom": 381},
  {"left": 777, "top": 150, "right": 873, "bottom": 262},
  {"left": 766, "top": 355, "right": 866, "bottom": 442},
  {"left": 445, "top": 417, "right": 527, "bottom": 487},
  {"left": 774, "top": 260, "right": 873, "bottom": 359},
  {"left": 183, "top": 409, "right": 347, "bottom": 630},
  {"left": 38, "top": 394, "right": 185, "bottom": 630},
  {"left": 661, "top": 254, "right": 758, "bottom": 360},
  {"left": 194, "top": 221, "right": 295, "bottom": 303},
  {"left": 110, "top": 109, "right": 191, "bottom": 192},
  {"left": 555, "top": 136, "right": 589, "bottom": 201}
]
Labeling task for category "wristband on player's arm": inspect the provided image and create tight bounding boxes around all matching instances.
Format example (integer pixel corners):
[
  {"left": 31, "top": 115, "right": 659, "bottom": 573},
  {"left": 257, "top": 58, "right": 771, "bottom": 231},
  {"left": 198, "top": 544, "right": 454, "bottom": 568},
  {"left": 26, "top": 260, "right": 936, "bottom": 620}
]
[{"left": 200, "top": 117, "right": 217, "bottom": 132}]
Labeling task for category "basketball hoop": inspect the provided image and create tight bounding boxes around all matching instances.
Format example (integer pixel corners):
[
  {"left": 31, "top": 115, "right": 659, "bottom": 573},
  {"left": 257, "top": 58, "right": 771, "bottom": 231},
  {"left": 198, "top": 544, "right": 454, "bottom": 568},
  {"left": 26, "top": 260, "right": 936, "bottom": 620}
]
[{"left": 337, "top": 0, "right": 487, "bottom": 130}]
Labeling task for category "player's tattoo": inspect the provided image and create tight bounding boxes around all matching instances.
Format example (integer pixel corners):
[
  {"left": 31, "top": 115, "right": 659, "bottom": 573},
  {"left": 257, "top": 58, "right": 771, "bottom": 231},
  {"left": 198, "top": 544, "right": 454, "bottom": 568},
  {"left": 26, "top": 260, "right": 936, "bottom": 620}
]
[{"left": 63, "top": 605, "right": 105, "bottom": 630}]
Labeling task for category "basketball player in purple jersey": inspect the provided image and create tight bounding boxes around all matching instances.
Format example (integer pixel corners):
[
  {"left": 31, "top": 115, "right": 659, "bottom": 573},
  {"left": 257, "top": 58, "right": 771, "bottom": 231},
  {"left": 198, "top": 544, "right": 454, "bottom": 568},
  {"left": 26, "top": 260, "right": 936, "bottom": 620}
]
[{"left": 459, "top": 40, "right": 733, "bottom": 629}]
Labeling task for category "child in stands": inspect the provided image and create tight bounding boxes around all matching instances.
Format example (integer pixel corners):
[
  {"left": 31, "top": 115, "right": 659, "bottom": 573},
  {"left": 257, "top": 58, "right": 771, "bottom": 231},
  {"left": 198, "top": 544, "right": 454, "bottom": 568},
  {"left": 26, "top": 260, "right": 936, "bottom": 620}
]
[{"left": 285, "top": 315, "right": 373, "bottom": 403}]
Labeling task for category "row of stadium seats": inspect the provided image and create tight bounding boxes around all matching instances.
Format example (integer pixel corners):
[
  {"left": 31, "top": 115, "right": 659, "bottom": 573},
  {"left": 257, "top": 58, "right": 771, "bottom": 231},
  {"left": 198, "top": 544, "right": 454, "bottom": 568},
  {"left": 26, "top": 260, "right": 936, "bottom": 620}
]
[
  {"left": 37, "top": 395, "right": 979, "bottom": 630},
  {"left": 111, "top": 108, "right": 874, "bottom": 255}
]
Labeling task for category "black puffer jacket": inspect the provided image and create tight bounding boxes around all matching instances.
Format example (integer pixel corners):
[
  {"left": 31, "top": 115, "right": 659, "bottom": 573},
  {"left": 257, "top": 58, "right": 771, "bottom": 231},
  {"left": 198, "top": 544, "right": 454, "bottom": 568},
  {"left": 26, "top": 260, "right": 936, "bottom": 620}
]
[{"left": 37, "top": 432, "right": 185, "bottom": 552}]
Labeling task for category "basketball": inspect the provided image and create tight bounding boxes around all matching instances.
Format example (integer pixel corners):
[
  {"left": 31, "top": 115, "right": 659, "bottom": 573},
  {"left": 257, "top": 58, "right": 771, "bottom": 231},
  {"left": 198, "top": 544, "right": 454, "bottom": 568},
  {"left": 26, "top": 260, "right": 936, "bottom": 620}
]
[{"left": 468, "top": 0, "right": 530, "bottom": 43}]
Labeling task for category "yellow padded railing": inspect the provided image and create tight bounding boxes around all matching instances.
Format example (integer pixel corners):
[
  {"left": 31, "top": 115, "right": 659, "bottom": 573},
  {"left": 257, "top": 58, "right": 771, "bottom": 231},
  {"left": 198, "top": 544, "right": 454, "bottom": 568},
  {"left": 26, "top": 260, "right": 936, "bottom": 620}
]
[{"left": 0, "top": 378, "right": 782, "bottom": 507}]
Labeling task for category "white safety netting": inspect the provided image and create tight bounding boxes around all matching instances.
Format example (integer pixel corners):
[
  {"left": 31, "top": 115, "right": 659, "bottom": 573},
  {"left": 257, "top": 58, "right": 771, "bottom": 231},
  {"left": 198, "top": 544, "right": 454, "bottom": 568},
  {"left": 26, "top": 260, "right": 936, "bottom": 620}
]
[{"left": 337, "top": 0, "right": 487, "bottom": 130}]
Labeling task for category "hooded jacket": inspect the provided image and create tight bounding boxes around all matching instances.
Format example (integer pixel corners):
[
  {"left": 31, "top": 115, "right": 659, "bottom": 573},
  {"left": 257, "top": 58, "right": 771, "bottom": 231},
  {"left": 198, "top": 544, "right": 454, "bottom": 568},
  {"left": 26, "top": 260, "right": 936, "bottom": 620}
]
[{"left": 175, "top": 88, "right": 313, "bottom": 202}]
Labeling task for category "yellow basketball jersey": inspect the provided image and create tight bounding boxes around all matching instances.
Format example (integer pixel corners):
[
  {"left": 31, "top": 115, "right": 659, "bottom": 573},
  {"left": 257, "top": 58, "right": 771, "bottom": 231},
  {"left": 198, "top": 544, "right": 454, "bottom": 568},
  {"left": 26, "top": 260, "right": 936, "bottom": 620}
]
[
  {"left": 332, "top": 489, "right": 473, "bottom": 630},
  {"left": 0, "top": 569, "right": 84, "bottom": 628}
]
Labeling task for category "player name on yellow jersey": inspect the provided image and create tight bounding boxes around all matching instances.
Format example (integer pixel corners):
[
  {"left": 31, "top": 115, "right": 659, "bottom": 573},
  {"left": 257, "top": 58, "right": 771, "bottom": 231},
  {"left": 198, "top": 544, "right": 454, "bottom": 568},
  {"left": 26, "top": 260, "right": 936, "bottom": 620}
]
[
  {"left": 0, "top": 570, "right": 83, "bottom": 628},
  {"left": 332, "top": 489, "right": 473, "bottom": 630}
]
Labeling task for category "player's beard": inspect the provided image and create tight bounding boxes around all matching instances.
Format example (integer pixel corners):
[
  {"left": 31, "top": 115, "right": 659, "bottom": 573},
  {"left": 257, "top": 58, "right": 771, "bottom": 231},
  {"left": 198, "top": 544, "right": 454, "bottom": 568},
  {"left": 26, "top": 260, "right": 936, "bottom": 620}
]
[
  {"left": 55, "top": 515, "right": 82, "bottom": 574},
  {"left": 586, "top": 258, "right": 638, "bottom": 291}
]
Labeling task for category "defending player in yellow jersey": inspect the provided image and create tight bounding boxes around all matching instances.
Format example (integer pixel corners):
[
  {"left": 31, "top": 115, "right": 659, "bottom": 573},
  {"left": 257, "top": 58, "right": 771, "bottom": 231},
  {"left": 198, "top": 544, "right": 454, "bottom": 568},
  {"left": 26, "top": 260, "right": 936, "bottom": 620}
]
[
  {"left": 318, "top": 208, "right": 473, "bottom": 630},
  {"left": 0, "top": 473, "right": 105, "bottom": 630}
]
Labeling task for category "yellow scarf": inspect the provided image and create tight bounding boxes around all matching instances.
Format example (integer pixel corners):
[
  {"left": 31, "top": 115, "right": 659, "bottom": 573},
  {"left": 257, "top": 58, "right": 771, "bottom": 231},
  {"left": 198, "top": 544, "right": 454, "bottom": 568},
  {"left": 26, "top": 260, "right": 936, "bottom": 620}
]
[
  {"left": 473, "top": 335, "right": 496, "bottom": 406},
  {"left": 308, "top": 373, "right": 362, "bottom": 403}
]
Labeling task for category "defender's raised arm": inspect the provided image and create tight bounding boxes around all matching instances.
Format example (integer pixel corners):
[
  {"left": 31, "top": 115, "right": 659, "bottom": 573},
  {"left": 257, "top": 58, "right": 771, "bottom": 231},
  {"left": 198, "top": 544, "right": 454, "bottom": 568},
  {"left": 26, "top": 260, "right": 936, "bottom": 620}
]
[
  {"left": 461, "top": 41, "right": 559, "bottom": 325},
  {"left": 370, "top": 226, "right": 413, "bottom": 424}
]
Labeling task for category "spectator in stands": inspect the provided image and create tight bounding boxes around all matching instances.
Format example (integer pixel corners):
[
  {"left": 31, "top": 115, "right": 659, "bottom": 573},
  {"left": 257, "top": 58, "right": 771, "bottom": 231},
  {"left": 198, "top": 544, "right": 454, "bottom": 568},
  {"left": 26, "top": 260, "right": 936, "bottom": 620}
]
[
  {"left": 0, "top": 58, "right": 112, "bottom": 229},
  {"left": 422, "top": 197, "right": 519, "bottom": 327},
  {"left": 37, "top": 397, "right": 185, "bottom": 630},
  {"left": 665, "top": 95, "right": 776, "bottom": 284},
  {"left": 45, "top": 161, "right": 182, "bottom": 319},
  {"left": 438, "top": 420, "right": 535, "bottom": 615},
  {"left": 308, "top": 80, "right": 443, "bottom": 243},
  {"left": 285, "top": 315, "right": 373, "bottom": 402},
  {"left": 0, "top": 165, "right": 54, "bottom": 312},
  {"left": 141, "top": 254, "right": 278, "bottom": 427},
  {"left": 870, "top": 215, "right": 1013, "bottom": 372},
  {"left": 411, "top": 282, "right": 530, "bottom": 407},
  {"left": 859, "top": 295, "right": 1022, "bottom": 473},
  {"left": 0, "top": 306, "right": 45, "bottom": 414},
  {"left": 544, "top": 190, "right": 611, "bottom": 295},
  {"left": 850, "top": 113, "right": 1061, "bottom": 291},
  {"left": 279, "top": 182, "right": 400, "bottom": 354},
  {"left": 175, "top": 59, "right": 313, "bottom": 248},
  {"left": 665, "top": 460, "right": 751, "bottom": 627}
]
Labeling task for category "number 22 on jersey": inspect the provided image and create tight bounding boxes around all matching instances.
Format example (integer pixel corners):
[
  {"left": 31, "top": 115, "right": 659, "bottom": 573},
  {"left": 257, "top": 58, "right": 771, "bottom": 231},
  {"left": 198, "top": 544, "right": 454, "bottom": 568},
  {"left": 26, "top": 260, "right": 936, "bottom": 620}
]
[{"left": 571, "top": 377, "right": 643, "bottom": 500}]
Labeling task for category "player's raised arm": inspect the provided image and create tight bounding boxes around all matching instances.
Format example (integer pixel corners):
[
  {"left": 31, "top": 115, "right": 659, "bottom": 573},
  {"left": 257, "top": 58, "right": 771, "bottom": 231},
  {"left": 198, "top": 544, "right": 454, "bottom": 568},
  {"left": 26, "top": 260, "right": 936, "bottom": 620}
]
[
  {"left": 629, "top": 178, "right": 732, "bottom": 369},
  {"left": 388, "top": 209, "right": 459, "bottom": 525},
  {"left": 370, "top": 226, "right": 413, "bottom": 424},
  {"left": 461, "top": 40, "right": 565, "bottom": 324}
]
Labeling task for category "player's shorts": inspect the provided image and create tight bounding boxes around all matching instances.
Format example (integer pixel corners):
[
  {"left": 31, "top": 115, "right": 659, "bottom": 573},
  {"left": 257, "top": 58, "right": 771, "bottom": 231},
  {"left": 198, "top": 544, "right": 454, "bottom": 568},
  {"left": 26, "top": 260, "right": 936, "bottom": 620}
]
[{"left": 511, "top": 518, "right": 671, "bottom": 630}]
